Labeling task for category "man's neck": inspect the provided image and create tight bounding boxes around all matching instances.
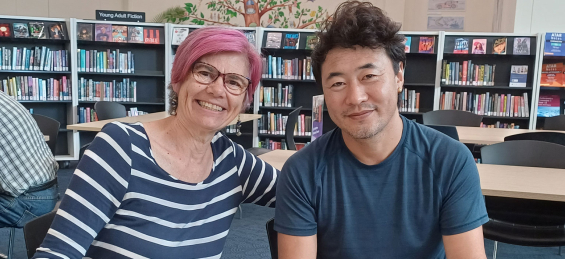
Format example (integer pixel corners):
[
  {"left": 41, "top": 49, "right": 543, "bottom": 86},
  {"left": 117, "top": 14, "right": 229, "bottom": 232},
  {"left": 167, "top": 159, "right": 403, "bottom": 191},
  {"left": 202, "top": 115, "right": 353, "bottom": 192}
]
[{"left": 341, "top": 114, "right": 404, "bottom": 166}]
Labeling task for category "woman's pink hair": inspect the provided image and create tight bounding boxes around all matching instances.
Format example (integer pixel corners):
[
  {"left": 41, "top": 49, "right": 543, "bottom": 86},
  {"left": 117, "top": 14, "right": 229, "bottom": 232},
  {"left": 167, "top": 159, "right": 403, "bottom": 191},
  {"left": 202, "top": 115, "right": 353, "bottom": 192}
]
[{"left": 171, "top": 27, "right": 262, "bottom": 108}]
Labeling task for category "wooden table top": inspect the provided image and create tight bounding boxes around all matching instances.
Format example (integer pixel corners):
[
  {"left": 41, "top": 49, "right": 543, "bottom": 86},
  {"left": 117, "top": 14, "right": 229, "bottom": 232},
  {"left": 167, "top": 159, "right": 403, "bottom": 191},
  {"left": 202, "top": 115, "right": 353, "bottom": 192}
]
[
  {"left": 456, "top": 126, "right": 534, "bottom": 145},
  {"left": 259, "top": 150, "right": 565, "bottom": 202},
  {"left": 67, "top": 112, "right": 261, "bottom": 132}
]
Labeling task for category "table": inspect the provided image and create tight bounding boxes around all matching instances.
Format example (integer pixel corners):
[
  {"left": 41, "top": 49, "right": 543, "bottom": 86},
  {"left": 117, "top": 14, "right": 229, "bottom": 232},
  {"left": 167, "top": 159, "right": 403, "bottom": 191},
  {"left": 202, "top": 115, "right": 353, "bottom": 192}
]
[
  {"left": 258, "top": 150, "right": 565, "bottom": 202},
  {"left": 67, "top": 112, "right": 261, "bottom": 132}
]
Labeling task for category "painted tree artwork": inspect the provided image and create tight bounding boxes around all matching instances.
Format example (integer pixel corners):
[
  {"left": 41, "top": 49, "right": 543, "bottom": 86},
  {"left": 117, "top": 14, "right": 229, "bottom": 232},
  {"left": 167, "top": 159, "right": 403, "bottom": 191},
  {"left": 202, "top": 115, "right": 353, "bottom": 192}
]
[{"left": 178, "top": 0, "right": 330, "bottom": 29}]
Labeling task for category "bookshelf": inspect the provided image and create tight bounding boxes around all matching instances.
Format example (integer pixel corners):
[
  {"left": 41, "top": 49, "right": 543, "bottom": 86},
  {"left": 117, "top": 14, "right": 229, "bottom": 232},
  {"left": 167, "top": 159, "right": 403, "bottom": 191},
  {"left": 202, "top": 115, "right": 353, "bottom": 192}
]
[
  {"left": 0, "top": 15, "right": 76, "bottom": 161},
  {"left": 439, "top": 32, "right": 541, "bottom": 129},
  {"left": 165, "top": 24, "right": 259, "bottom": 148},
  {"left": 71, "top": 18, "right": 167, "bottom": 149}
]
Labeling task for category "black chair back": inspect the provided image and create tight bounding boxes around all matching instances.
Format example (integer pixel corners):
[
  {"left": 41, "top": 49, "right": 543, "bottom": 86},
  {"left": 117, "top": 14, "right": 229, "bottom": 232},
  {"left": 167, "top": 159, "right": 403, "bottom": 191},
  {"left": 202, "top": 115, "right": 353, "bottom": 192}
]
[
  {"left": 504, "top": 132, "right": 565, "bottom": 146},
  {"left": 285, "top": 106, "right": 302, "bottom": 150},
  {"left": 31, "top": 114, "right": 60, "bottom": 155},
  {"left": 422, "top": 110, "right": 483, "bottom": 127},
  {"left": 266, "top": 218, "right": 278, "bottom": 259},
  {"left": 481, "top": 140, "right": 565, "bottom": 168},
  {"left": 94, "top": 101, "right": 127, "bottom": 120},
  {"left": 23, "top": 211, "right": 56, "bottom": 258},
  {"left": 544, "top": 115, "right": 565, "bottom": 130},
  {"left": 426, "top": 125, "right": 459, "bottom": 141}
]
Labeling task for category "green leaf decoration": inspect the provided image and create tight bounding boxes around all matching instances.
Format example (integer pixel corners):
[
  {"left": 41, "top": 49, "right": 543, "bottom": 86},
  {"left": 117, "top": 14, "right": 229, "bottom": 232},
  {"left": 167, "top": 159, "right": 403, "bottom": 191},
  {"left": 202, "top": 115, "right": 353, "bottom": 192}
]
[
  {"left": 200, "top": 12, "right": 204, "bottom": 18},
  {"left": 278, "top": 11, "right": 284, "bottom": 17}
]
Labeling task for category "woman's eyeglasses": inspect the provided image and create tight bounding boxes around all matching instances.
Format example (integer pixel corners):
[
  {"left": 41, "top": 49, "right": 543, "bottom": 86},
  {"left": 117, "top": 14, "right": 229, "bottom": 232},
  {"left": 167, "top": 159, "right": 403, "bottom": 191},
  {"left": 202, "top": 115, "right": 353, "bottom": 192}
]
[{"left": 192, "top": 62, "right": 251, "bottom": 96}]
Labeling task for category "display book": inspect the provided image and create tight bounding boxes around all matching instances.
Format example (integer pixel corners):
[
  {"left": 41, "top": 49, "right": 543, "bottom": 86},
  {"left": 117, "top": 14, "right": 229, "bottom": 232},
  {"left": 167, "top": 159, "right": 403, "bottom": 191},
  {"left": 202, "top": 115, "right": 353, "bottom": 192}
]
[
  {"left": 259, "top": 83, "right": 293, "bottom": 107},
  {"left": 439, "top": 91, "right": 529, "bottom": 118},
  {"left": 451, "top": 37, "right": 530, "bottom": 55},
  {"left": 537, "top": 94, "right": 561, "bottom": 117},
  {"left": 0, "top": 46, "right": 69, "bottom": 71},
  {"left": 77, "top": 77, "right": 136, "bottom": 102},
  {"left": 0, "top": 21, "right": 67, "bottom": 40},
  {"left": 76, "top": 48, "right": 135, "bottom": 73},
  {"left": 77, "top": 23, "right": 160, "bottom": 44},
  {"left": 1, "top": 75, "right": 71, "bottom": 100}
]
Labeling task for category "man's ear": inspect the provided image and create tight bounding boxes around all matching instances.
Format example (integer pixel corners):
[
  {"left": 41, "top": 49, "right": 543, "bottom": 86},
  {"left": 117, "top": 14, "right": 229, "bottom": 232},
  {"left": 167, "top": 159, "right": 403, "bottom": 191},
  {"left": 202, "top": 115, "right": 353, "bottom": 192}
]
[{"left": 396, "top": 61, "right": 405, "bottom": 91}]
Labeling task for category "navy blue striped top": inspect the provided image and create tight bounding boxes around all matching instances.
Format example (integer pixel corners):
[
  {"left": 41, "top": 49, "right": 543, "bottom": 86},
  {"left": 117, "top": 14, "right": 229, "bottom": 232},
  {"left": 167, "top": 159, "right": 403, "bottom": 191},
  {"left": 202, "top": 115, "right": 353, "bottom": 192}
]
[{"left": 33, "top": 122, "right": 278, "bottom": 259}]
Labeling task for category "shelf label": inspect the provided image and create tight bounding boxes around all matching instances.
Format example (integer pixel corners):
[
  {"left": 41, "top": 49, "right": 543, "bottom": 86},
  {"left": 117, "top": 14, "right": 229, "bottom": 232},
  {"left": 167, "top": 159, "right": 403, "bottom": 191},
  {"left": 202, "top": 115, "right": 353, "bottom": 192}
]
[{"left": 96, "top": 10, "right": 145, "bottom": 22}]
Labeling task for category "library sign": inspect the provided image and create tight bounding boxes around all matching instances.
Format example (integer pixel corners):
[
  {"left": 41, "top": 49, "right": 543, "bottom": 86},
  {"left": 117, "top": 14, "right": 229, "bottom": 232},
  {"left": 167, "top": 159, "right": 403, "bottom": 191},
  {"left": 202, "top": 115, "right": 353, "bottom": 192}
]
[{"left": 96, "top": 10, "right": 145, "bottom": 22}]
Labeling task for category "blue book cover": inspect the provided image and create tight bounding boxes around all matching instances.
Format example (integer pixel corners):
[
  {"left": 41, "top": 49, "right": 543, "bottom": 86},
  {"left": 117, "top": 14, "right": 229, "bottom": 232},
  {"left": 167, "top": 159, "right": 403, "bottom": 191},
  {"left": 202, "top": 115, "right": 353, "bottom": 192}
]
[
  {"left": 267, "top": 55, "right": 272, "bottom": 78},
  {"left": 404, "top": 37, "right": 411, "bottom": 53},
  {"left": 509, "top": 65, "right": 528, "bottom": 87},
  {"left": 454, "top": 38, "right": 469, "bottom": 54},
  {"left": 544, "top": 33, "right": 564, "bottom": 56},
  {"left": 283, "top": 33, "right": 299, "bottom": 49}
]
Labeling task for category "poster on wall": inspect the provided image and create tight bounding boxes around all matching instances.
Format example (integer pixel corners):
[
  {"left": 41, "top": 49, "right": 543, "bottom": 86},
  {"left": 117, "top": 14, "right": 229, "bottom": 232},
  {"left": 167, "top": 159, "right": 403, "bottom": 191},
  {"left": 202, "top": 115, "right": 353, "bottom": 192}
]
[
  {"left": 311, "top": 95, "right": 324, "bottom": 142},
  {"left": 427, "top": 16, "right": 464, "bottom": 30},
  {"left": 428, "top": 0, "right": 466, "bottom": 11}
]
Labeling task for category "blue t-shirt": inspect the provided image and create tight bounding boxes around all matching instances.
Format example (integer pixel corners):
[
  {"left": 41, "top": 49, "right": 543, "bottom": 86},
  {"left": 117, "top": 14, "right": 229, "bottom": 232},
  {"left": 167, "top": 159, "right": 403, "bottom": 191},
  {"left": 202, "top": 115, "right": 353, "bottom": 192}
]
[{"left": 274, "top": 116, "right": 488, "bottom": 258}]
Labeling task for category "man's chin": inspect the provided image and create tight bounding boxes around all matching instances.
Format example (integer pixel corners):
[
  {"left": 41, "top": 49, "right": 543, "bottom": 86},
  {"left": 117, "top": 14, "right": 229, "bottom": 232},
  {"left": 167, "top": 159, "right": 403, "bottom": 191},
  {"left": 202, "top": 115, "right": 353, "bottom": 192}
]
[{"left": 342, "top": 127, "right": 380, "bottom": 140}]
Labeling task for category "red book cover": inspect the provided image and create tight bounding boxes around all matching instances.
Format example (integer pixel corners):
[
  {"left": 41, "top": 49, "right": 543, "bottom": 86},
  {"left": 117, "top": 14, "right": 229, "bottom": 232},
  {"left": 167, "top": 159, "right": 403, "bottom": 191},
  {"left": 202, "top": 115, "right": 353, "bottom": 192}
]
[
  {"left": 541, "top": 63, "right": 563, "bottom": 86},
  {"left": 462, "top": 61, "right": 468, "bottom": 85},
  {"left": 144, "top": 28, "right": 161, "bottom": 44},
  {"left": 0, "top": 23, "right": 11, "bottom": 37}
]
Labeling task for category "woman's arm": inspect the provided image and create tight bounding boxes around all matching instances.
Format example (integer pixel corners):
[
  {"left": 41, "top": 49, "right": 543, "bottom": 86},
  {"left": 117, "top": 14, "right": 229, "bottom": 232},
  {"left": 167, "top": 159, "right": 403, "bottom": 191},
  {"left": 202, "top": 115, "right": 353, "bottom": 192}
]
[
  {"left": 32, "top": 122, "right": 132, "bottom": 258},
  {"left": 234, "top": 144, "right": 279, "bottom": 208}
]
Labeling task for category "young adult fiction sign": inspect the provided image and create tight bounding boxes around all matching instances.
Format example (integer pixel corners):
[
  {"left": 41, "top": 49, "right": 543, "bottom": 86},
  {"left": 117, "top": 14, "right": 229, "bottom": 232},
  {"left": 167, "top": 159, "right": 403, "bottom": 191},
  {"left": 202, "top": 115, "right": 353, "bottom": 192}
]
[{"left": 96, "top": 10, "right": 145, "bottom": 22}]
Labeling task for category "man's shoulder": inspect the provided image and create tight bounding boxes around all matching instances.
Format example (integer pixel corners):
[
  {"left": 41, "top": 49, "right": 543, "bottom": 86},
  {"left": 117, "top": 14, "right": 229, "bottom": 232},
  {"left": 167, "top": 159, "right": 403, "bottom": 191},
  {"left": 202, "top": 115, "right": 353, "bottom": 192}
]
[{"left": 284, "top": 129, "right": 340, "bottom": 174}]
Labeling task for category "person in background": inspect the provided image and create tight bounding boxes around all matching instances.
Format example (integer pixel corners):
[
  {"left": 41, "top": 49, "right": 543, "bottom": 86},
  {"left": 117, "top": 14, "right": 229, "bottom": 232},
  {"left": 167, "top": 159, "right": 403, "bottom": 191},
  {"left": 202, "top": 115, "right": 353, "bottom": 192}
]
[
  {"left": 0, "top": 90, "right": 59, "bottom": 258},
  {"left": 275, "top": 1, "right": 488, "bottom": 258},
  {"left": 33, "top": 27, "right": 278, "bottom": 258}
]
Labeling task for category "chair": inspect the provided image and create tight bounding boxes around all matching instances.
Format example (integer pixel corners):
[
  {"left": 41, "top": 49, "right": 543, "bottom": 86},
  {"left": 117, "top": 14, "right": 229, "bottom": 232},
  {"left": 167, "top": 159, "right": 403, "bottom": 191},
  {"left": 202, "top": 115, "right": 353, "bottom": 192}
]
[
  {"left": 504, "top": 131, "right": 565, "bottom": 146},
  {"left": 285, "top": 106, "right": 302, "bottom": 151},
  {"left": 422, "top": 110, "right": 483, "bottom": 127},
  {"left": 23, "top": 211, "right": 56, "bottom": 258},
  {"left": 426, "top": 125, "right": 459, "bottom": 141},
  {"left": 266, "top": 218, "right": 278, "bottom": 259},
  {"left": 94, "top": 101, "right": 127, "bottom": 120},
  {"left": 481, "top": 140, "right": 565, "bottom": 259},
  {"left": 31, "top": 114, "right": 60, "bottom": 155},
  {"left": 544, "top": 115, "right": 565, "bottom": 130}
]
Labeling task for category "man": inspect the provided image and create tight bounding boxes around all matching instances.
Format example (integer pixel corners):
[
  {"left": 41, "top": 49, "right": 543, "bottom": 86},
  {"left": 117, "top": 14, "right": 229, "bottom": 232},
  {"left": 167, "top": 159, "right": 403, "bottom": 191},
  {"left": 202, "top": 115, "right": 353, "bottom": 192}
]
[
  {"left": 274, "top": 1, "right": 488, "bottom": 258},
  {"left": 0, "top": 90, "right": 59, "bottom": 255}
]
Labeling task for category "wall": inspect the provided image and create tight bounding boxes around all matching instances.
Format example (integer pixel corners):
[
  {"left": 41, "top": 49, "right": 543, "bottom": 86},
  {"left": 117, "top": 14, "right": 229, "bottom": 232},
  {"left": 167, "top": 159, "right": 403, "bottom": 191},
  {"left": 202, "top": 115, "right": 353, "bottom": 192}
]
[
  {"left": 0, "top": 0, "right": 516, "bottom": 32},
  {"left": 514, "top": 0, "right": 565, "bottom": 33}
]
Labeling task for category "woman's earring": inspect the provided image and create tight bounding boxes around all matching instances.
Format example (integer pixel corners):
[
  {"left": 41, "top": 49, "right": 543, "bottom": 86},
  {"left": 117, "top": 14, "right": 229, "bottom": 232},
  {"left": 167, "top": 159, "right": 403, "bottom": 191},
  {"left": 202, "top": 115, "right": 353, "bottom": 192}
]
[{"left": 236, "top": 114, "right": 242, "bottom": 136}]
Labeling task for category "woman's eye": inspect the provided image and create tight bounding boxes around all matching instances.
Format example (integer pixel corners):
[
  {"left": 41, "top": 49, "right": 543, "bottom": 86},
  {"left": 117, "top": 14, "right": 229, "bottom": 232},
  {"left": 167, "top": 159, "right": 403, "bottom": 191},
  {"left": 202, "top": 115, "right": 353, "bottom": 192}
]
[
  {"left": 228, "top": 81, "right": 242, "bottom": 88},
  {"left": 199, "top": 71, "right": 211, "bottom": 77}
]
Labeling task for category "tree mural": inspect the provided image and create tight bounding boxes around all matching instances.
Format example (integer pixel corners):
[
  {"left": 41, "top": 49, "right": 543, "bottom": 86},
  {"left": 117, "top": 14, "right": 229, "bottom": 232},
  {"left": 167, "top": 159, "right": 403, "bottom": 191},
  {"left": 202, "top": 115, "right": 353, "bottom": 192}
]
[{"left": 177, "top": 0, "right": 330, "bottom": 29}]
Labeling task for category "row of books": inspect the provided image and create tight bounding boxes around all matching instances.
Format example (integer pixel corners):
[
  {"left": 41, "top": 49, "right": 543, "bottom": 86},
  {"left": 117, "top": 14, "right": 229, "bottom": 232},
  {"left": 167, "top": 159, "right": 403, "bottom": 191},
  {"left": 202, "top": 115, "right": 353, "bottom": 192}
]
[
  {"left": 0, "top": 47, "right": 69, "bottom": 71},
  {"left": 77, "top": 23, "right": 161, "bottom": 44},
  {"left": 0, "top": 22, "right": 66, "bottom": 39},
  {"left": 262, "top": 56, "right": 314, "bottom": 80},
  {"left": 440, "top": 91, "right": 530, "bottom": 117},
  {"left": 77, "top": 49, "right": 135, "bottom": 73},
  {"left": 441, "top": 60, "right": 496, "bottom": 86},
  {"left": 264, "top": 32, "right": 317, "bottom": 50},
  {"left": 480, "top": 122, "right": 520, "bottom": 129},
  {"left": 400, "top": 89, "right": 420, "bottom": 113},
  {"left": 1, "top": 76, "right": 71, "bottom": 100},
  {"left": 224, "top": 124, "right": 239, "bottom": 134},
  {"left": 258, "top": 139, "right": 308, "bottom": 151},
  {"left": 258, "top": 112, "right": 313, "bottom": 136},
  {"left": 452, "top": 37, "right": 531, "bottom": 55},
  {"left": 78, "top": 78, "right": 137, "bottom": 102},
  {"left": 78, "top": 106, "right": 147, "bottom": 123},
  {"left": 259, "top": 84, "right": 294, "bottom": 107}
]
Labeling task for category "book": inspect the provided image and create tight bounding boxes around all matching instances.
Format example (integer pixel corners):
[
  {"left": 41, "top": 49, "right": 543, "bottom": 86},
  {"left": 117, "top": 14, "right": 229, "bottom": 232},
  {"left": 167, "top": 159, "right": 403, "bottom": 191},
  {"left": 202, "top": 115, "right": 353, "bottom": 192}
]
[
  {"left": 29, "top": 22, "right": 47, "bottom": 39},
  {"left": 404, "top": 36, "right": 411, "bottom": 53},
  {"left": 312, "top": 94, "right": 324, "bottom": 141},
  {"left": 440, "top": 91, "right": 529, "bottom": 117},
  {"left": 537, "top": 95, "right": 561, "bottom": 117},
  {"left": 493, "top": 38, "right": 507, "bottom": 54},
  {"left": 128, "top": 26, "right": 144, "bottom": 43},
  {"left": 112, "top": 25, "right": 127, "bottom": 42},
  {"left": 283, "top": 33, "right": 300, "bottom": 49},
  {"left": 49, "top": 23, "right": 64, "bottom": 39},
  {"left": 77, "top": 23, "right": 93, "bottom": 41},
  {"left": 265, "top": 32, "right": 282, "bottom": 48},
  {"left": 13, "top": 23, "right": 29, "bottom": 38},
  {"left": 244, "top": 31, "right": 256, "bottom": 46},
  {"left": 171, "top": 28, "right": 189, "bottom": 45},
  {"left": 453, "top": 38, "right": 469, "bottom": 54},
  {"left": 509, "top": 65, "right": 528, "bottom": 87},
  {"left": 95, "top": 24, "right": 112, "bottom": 42},
  {"left": 418, "top": 37, "right": 434, "bottom": 53},
  {"left": 514, "top": 37, "right": 531, "bottom": 55},
  {"left": 540, "top": 63, "right": 563, "bottom": 86},
  {"left": 144, "top": 28, "right": 161, "bottom": 44},
  {"left": 0, "top": 24, "right": 11, "bottom": 37},
  {"left": 305, "top": 35, "right": 318, "bottom": 50},
  {"left": 471, "top": 39, "right": 487, "bottom": 54}
]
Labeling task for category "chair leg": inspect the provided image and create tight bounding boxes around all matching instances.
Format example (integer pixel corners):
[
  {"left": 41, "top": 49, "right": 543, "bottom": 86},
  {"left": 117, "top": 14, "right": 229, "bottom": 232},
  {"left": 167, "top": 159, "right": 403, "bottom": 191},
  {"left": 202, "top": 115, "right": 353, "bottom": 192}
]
[
  {"left": 7, "top": 228, "right": 15, "bottom": 259},
  {"left": 492, "top": 241, "right": 498, "bottom": 259},
  {"left": 238, "top": 205, "right": 243, "bottom": 219},
  {"left": 559, "top": 246, "right": 562, "bottom": 256}
]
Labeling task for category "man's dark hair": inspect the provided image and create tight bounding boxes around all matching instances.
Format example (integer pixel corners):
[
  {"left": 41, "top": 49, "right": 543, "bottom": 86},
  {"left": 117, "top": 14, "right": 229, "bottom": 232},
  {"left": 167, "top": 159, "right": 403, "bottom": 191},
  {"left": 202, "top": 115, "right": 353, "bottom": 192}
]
[{"left": 311, "top": 1, "right": 406, "bottom": 86}]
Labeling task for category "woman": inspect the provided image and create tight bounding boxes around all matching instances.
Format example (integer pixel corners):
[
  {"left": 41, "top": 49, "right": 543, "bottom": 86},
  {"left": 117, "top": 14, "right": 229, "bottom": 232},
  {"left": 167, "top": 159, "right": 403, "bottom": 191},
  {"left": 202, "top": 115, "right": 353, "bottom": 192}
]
[{"left": 33, "top": 27, "right": 278, "bottom": 258}]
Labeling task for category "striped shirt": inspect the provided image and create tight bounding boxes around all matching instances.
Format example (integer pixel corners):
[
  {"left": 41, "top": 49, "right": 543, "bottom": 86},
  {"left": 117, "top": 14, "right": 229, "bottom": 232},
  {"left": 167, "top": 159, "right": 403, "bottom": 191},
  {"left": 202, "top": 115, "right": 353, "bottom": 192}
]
[
  {"left": 33, "top": 122, "right": 278, "bottom": 258},
  {"left": 0, "top": 90, "right": 58, "bottom": 197}
]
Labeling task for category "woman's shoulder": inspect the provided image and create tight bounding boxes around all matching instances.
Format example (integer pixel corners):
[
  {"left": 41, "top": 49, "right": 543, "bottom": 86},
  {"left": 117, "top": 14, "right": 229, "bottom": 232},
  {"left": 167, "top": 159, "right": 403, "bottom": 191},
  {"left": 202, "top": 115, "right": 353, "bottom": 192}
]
[{"left": 99, "top": 122, "right": 149, "bottom": 145}]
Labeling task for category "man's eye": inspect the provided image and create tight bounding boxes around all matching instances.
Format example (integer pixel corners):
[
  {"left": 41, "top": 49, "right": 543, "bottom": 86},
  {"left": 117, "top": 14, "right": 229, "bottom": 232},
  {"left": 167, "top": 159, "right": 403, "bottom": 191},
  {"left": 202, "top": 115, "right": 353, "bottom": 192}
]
[
  {"left": 331, "top": 82, "right": 345, "bottom": 87},
  {"left": 363, "top": 74, "right": 377, "bottom": 80}
]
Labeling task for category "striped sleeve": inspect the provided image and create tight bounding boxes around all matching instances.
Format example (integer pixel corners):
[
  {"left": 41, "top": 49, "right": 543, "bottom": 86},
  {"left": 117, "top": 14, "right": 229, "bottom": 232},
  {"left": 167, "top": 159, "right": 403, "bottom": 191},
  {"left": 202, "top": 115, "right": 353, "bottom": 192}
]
[
  {"left": 32, "top": 122, "right": 132, "bottom": 259},
  {"left": 235, "top": 143, "right": 279, "bottom": 208}
]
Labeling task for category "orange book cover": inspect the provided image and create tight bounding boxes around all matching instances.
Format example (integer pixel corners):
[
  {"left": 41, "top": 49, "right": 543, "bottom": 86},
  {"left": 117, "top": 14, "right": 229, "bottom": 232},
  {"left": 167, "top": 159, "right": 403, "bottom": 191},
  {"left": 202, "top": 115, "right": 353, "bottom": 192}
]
[
  {"left": 415, "top": 92, "right": 420, "bottom": 112},
  {"left": 541, "top": 63, "right": 563, "bottom": 86}
]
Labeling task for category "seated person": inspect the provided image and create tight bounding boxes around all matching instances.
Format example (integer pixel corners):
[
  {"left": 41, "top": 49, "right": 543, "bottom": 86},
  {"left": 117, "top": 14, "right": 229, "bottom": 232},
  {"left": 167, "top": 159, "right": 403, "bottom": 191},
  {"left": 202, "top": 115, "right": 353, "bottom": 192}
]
[
  {"left": 33, "top": 27, "right": 278, "bottom": 258},
  {"left": 0, "top": 90, "right": 59, "bottom": 247},
  {"left": 274, "top": 2, "right": 488, "bottom": 258}
]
